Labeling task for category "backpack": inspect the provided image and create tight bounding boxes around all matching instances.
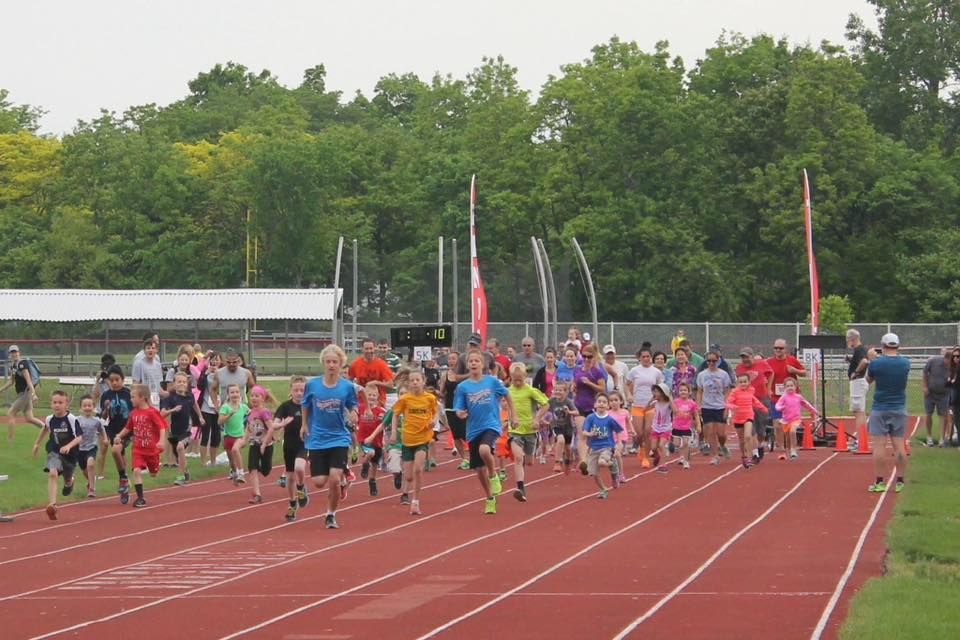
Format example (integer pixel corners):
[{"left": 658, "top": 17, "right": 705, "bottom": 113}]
[{"left": 22, "top": 358, "right": 41, "bottom": 387}]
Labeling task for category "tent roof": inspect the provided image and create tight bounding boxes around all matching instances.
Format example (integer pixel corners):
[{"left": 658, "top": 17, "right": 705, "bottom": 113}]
[{"left": 0, "top": 289, "right": 342, "bottom": 322}]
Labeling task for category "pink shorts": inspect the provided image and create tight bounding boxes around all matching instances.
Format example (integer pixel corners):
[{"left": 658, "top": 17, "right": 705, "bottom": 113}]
[{"left": 650, "top": 431, "right": 672, "bottom": 443}]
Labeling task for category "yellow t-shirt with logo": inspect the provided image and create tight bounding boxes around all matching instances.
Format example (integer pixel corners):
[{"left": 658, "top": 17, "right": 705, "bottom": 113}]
[
  {"left": 393, "top": 392, "right": 437, "bottom": 447},
  {"left": 508, "top": 384, "right": 549, "bottom": 436}
]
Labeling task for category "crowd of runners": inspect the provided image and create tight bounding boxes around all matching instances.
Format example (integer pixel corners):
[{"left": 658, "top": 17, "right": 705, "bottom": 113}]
[{"left": 3, "top": 324, "right": 926, "bottom": 526}]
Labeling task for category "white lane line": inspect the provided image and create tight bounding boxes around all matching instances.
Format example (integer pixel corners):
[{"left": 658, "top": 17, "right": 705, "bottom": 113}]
[
  {"left": 412, "top": 465, "right": 743, "bottom": 640},
  {"left": 808, "top": 416, "right": 920, "bottom": 640},
  {"left": 610, "top": 453, "right": 839, "bottom": 640},
  {"left": 0, "top": 463, "right": 471, "bottom": 604},
  {"left": 28, "top": 464, "right": 583, "bottom": 640}
]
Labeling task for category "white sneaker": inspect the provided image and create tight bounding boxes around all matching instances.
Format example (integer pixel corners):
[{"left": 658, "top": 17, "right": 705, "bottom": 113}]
[{"left": 926, "top": 437, "right": 935, "bottom": 447}]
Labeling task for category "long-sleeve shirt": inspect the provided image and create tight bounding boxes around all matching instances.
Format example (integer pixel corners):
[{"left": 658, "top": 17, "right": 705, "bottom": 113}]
[
  {"left": 775, "top": 392, "right": 817, "bottom": 423},
  {"left": 725, "top": 387, "right": 767, "bottom": 424}
]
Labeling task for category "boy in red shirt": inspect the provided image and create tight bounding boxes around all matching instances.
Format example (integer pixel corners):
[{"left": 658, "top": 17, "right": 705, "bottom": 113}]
[
  {"left": 357, "top": 383, "right": 387, "bottom": 496},
  {"left": 113, "top": 384, "right": 167, "bottom": 508}
]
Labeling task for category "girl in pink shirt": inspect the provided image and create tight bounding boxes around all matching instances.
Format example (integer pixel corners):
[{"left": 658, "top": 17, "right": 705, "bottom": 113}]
[
  {"left": 608, "top": 391, "right": 632, "bottom": 484},
  {"left": 774, "top": 378, "right": 818, "bottom": 460},
  {"left": 671, "top": 383, "right": 699, "bottom": 469},
  {"left": 726, "top": 374, "right": 769, "bottom": 469},
  {"left": 650, "top": 383, "right": 675, "bottom": 473}
]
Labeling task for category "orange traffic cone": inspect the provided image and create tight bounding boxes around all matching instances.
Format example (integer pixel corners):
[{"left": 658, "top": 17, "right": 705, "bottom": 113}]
[
  {"left": 801, "top": 421, "right": 816, "bottom": 450},
  {"left": 853, "top": 423, "right": 872, "bottom": 455},
  {"left": 834, "top": 421, "right": 849, "bottom": 452}
]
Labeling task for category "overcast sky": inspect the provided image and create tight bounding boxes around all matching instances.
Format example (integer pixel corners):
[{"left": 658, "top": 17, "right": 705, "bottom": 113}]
[{"left": 3, "top": 1, "right": 877, "bottom": 136}]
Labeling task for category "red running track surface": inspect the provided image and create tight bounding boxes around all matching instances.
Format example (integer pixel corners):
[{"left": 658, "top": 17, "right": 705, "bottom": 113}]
[{"left": 0, "top": 427, "right": 909, "bottom": 640}]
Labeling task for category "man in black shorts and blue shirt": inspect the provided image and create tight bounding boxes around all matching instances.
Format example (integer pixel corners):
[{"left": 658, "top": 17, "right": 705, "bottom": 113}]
[{"left": 866, "top": 333, "right": 910, "bottom": 493}]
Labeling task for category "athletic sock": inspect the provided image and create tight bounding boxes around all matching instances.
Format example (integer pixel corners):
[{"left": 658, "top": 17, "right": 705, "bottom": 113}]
[
  {"left": 876, "top": 476, "right": 884, "bottom": 485},
  {"left": 289, "top": 500, "right": 296, "bottom": 508},
  {"left": 135, "top": 483, "right": 144, "bottom": 498},
  {"left": 517, "top": 481, "right": 525, "bottom": 492},
  {"left": 897, "top": 476, "right": 904, "bottom": 484},
  {"left": 296, "top": 483, "right": 304, "bottom": 491},
  {"left": 119, "top": 470, "right": 127, "bottom": 480}
]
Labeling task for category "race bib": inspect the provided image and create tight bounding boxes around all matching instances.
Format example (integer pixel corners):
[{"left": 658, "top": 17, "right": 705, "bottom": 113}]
[{"left": 775, "top": 384, "right": 785, "bottom": 396}]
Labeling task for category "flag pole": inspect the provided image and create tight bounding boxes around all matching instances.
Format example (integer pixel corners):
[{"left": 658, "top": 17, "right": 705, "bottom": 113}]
[{"left": 469, "top": 175, "right": 488, "bottom": 346}]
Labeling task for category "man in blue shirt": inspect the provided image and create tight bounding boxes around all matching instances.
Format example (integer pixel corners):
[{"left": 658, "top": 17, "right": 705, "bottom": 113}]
[{"left": 866, "top": 333, "right": 910, "bottom": 494}]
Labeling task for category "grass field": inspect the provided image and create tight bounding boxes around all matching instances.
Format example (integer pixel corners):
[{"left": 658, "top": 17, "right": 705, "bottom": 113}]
[{"left": 840, "top": 446, "right": 960, "bottom": 639}]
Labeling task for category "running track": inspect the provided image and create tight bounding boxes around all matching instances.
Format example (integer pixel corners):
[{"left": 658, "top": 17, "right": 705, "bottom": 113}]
[{"left": 0, "top": 423, "right": 914, "bottom": 640}]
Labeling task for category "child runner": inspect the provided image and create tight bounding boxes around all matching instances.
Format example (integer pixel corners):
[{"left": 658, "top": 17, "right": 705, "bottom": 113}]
[
  {"left": 649, "top": 383, "right": 674, "bottom": 473},
  {"left": 774, "top": 378, "right": 818, "bottom": 460},
  {"left": 275, "top": 376, "right": 309, "bottom": 522},
  {"left": 608, "top": 390, "right": 632, "bottom": 484},
  {"left": 198, "top": 351, "right": 222, "bottom": 467},
  {"left": 100, "top": 365, "right": 133, "bottom": 503},
  {"left": 76, "top": 395, "right": 108, "bottom": 497},
  {"left": 391, "top": 371, "right": 438, "bottom": 515},
  {"left": 301, "top": 345, "right": 358, "bottom": 529},
  {"left": 672, "top": 383, "right": 700, "bottom": 469},
  {"left": 219, "top": 384, "right": 250, "bottom": 485},
  {"left": 453, "top": 349, "right": 517, "bottom": 514},
  {"left": 507, "top": 363, "right": 550, "bottom": 502},
  {"left": 440, "top": 351, "right": 470, "bottom": 469},
  {"left": 548, "top": 382, "right": 579, "bottom": 473},
  {"left": 32, "top": 390, "right": 82, "bottom": 520},
  {"left": 572, "top": 345, "right": 607, "bottom": 475},
  {"left": 163, "top": 372, "right": 202, "bottom": 486},
  {"left": 357, "top": 383, "right": 387, "bottom": 496},
  {"left": 245, "top": 385, "right": 277, "bottom": 503},
  {"left": 113, "top": 385, "right": 167, "bottom": 508},
  {"left": 726, "top": 373, "right": 770, "bottom": 469},
  {"left": 583, "top": 393, "right": 623, "bottom": 498}
]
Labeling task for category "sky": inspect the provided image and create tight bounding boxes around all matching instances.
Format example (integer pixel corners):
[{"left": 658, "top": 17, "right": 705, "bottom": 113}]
[{"left": 3, "top": 0, "right": 877, "bottom": 136}]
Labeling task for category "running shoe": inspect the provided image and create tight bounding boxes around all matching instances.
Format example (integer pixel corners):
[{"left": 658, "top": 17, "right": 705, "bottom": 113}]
[
  {"left": 277, "top": 476, "right": 287, "bottom": 488},
  {"left": 618, "top": 473, "right": 628, "bottom": 483},
  {"left": 96, "top": 475, "right": 105, "bottom": 481},
  {"left": 721, "top": 446, "right": 731, "bottom": 459},
  {"left": 538, "top": 455, "right": 547, "bottom": 464},
  {"left": 459, "top": 460, "right": 472, "bottom": 471},
  {"left": 368, "top": 478, "right": 378, "bottom": 497},
  {"left": 133, "top": 497, "right": 147, "bottom": 508},
  {"left": 513, "top": 488, "right": 527, "bottom": 502},
  {"left": 490, "top": 474, "right": 503, "bottom": 496},
  {"left": 285, "top": 506, "right": 297, "bottom": 522},
  {"left": 789, "top": 451, "right": 799, "bottom": 460},
  {"left": 410, "top": 500, "right": 421, "bottom": 515},
  {"left": 360, "top": 462, "right": 370, "bottom": 479},
  {"left": 667, "top": 441, "right": 676, "bottom": 454},
  {"left": 428, "top": 459, "right": 438, "bottom": 469},
  {"left": 895, "top": 481, "right": 905, "bottom": 493},
  {"left": 597, "top": 489, "right": 609, "bottom": 499},
  {"left": 400, "top": 492, "right": 411, "bottom": 505},
  {"left": 579, "top": 460, "right": 589, "bottom": 475},
  {"left": 174, "top": 476, "right": 188, "bottom": 486},
  {"left": 120, "top": 491, "right": 130, "bottom": 505},
  {"left": 297, "top": 486, "right": 309, "bottom": 508},
  {"left": 552, "top": 462, "right": 563, "bottom": 473},
  {"left": 741, "top": 457, "right": 753, "bottom": 470},
  {"left": 657, "top": 465, "right": 669, "bottom": 474},
  {"left": 228, "top": 469, "right": 236, "bottom": 481},
  {"left": 344, "top": 467, "right": 357, "bottom": 483},
  {"left": 652, "top": 450, "right": 661, "bottom": 468},
  {"left": 680, "top": 459, "right": 690, "bottom": 470},
  {"left": 497, "top": 469, "right": 507, "bottom": 481},
  {"left": 612, "top": 474, "right": 620, "bottom": 489},
  {"left": 752, "top": 453, "right": 760, "bottom": 465},
  {"left": 778, "top": 453, "right": 787, "bottom": 461},
  {"left": 757, "top": 447, "right": 765, "bottom": 460},
  {"left": 324, "top": 513, "right": 339, "bottom": 529},
  {"left": 709, "top": 457, "right": 720, "bottom": 466},
  {"left": 925, "top": 437, "right": 935, "bottom": 447},
  {"left": 46, "top": 504, "right": 58, "bottom": 520},
  {"left": 868, "top": 481, "right": 886, "bottom": 493},
  {"left": 699, "top": 442, "right": 711, "bottom": 455},
  {"left": 236, "top": 473, "right": 246, "bottom": 484},
  {"left": 86, "top": 490, "right": 96, "bottom": 499},
  {"left": 393, "top": 473, "right": 402, "bottom": 490},
  {"left": 484, "top": 497, "right": 497, "bottom": 514},
  {"left": 62, "top": 481, "right": 74, "bottom": 497},
  {"left": 249, "top": 494, "right": 262, "bottom": 504},
  {"left": 939, "top": 440, "right": 948, "bottom": 448}
]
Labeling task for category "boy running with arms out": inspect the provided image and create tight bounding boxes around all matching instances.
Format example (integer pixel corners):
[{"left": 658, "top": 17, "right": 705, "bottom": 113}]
[
  {"left": 32, "top": 390, "right": 83, "bottom": 520},
  {"left": 583, "top": 393, "right": 623, "bottom": 498},
  {"left": 76, "top": 395, "right": 108, "bottom": 497},
  {"left": 113, "top": 385, "right": 167, "bottom": 508},
  {"left": 507, "top": 363, "right": 549, "bottom": 502},
  {"left": 390, "top": 370, "right": 438, "bottom": 515},
  {"left": 453, "top": 349, "right": 518, "bottom": 515},
  {"left": 275, "top": 376, "right": 309, "bottom": 522},
  {"left": 301, "top": 345, "right": 358, "bottom": 530}
]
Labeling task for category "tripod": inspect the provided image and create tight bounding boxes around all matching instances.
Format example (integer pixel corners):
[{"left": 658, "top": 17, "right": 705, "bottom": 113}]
[{"left": 797, "top": 335, "right": 847, "bottom": 446}]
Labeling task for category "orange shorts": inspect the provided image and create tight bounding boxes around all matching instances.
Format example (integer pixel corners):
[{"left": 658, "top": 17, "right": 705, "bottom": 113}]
[
  {"left": 495, "top": 432, "right": 513, "bottom": 459},
  {"left": 630, "top": 406, "right": 654, "bottom": 418},
  {"left": 782, "top": 419, "right": 801, "bottom": 434}
]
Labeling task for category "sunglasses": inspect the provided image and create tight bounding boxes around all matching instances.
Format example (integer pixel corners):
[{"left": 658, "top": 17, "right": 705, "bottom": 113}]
[
  {"left": 707, "top": 359, "right": 718, "bottom": 363},
  {"left": 773, "top": 346, "right": 785, "bottom": 350}
]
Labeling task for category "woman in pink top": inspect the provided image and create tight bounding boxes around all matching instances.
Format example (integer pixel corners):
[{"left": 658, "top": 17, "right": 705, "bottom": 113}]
[
  {"left": 726, "top": 374, "right": 769, "bottom": 469},
  {"left": 774, "top": 378, "right": 818, "bottom": 460}
]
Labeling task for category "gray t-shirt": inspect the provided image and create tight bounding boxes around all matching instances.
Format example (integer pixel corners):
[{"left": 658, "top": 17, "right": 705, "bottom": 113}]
[
  {"left": 515, "top": 352, "right": 546, "bottom": 377},
  {"left": 201, "top": 370, "right": 218, "bottom": 413},
  {"left": 548, "top": 396, "right": 578, "bottom": 431},
  {"left": 696, "top": 368, "right": 731, "bottom": 410},
  {"left": 77, "top": 415, "right": 107, "bottom": 451},
  {"left": 216, "top": 366, "right": 251, "bottom": 403},
  {"left": 132, "top": 357, "right": 164, "bottom": 395},
  {"left": 924, "top": 356, "right": 949, "bottom": 396}
]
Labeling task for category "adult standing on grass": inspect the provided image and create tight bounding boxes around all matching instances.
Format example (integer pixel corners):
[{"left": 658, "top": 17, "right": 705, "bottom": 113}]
[
  {"left": 946, "top": 346, "right": 960, "bottom": 446},
  {"left": 846, "top": 330, "right": 870, "bottom": 446},
  {"left": 922, "top": 348, "right": 952, "bottom": 447},
  {"left": 866, "top": 333, "right": 910, "bottom": 493},
  {"left": 1, "top": 344, "right": 45, "bottom": 439}
]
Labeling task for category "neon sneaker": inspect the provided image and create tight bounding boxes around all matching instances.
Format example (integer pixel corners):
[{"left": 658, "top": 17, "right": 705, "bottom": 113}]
[
  {"left": 489, "top": 474, "right": 502, "bottom": 496},
  {"left": 459, "top": 460, "right": 471, "bottom": 471},
  {"left": 484, "top": 497, "right": 497, "bottom": 514},
  {"left": 174, "top": 476, "right": 188, "bottom": 486},
  {"left": 895, "top": 481, "right": 905, "bottom": 493},
  {"left": 285, "top": 506, "right": 297, "bottom": 522},
  {"left": 598, "top": 489, "right": 608, "bottom": 499},
  {"left": 497, "top": 469, "right": 507, "bottom": 481},
  {"left": 296, "top": 487, "right": 309, "bottom": 508},
  {"left": 868, "top": 481, "right": 887, "bottom": 493}
]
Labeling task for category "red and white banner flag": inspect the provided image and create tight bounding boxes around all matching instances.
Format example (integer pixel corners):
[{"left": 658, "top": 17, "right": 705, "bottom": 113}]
[
  {"left": 469, "top": 174, "right": 488, "bottom": 346},
  {"left": 803, "top": 169, "right": 820, "bottom": 335}
]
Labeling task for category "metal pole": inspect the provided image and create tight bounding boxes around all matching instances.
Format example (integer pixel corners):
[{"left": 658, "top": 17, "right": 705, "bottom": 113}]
[
  {"left": 332, "top": 236, "right": 344, "bottom": 346},
  {"left": 438, "top": 236, "right": 444, "bottom": 324},
  {"left": 284, "top": 319, "right": 289, "bottom": 375},
  {"left": 537, "top": 238, "right": 558, "bottom": 350},
  {"left": 352, "top": 239, "right": 358, "bottom": 355},
  {"left": 452, "top": 239, "right": 459, "bottom": 347},
  {"left": 531, "top": 237, "right": 549, "bottom": 349},
  {"left": 571, "top": 237, "right": 599, "bottom": 345}
]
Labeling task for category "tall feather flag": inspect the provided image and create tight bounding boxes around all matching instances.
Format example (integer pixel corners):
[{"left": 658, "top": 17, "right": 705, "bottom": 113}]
[
  {"left": 803, "top": 169, "right": 820, "bottom": 336},
  {"left": 469, "top": 174, "right": 488, "bottom": 346}
]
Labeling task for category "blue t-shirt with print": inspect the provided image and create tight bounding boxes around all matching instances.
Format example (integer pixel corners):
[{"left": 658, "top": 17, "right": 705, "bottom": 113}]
[
  {"left": 868, "top": 356, "right": 910, "bottom": 412},
  {"left": 453, "top": 375, "right": 509, "bottom": 441},
  {"left": 301, "top": 377, "right": 358, "bottom": 450},
  {"left": 583, "top": 412, "right": 622, "bottom": 450}
]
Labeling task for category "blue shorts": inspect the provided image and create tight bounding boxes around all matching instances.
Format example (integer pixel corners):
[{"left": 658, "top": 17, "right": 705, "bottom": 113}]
[
  {"left": 770, "top": 405, "right": 783, "bottom": 421},
  {"left": 868, "top": 411, "right": 906, "bottom": 438}
]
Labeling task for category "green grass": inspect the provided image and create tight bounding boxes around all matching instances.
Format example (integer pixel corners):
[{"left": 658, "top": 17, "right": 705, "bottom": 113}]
[
  {"left": 840, "top": 447, "right": 960, "bottom": 640},
  {"left": 0, "top": 380, "right": 294, "bottom": 514}
]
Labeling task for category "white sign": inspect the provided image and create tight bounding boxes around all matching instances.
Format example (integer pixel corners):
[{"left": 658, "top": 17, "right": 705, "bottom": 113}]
[
  {"left": 413, "top": 346, "right": 433, "bottom": 362},
  {"left": 801, "top": 348, "right": 822, "bottom": 367}
]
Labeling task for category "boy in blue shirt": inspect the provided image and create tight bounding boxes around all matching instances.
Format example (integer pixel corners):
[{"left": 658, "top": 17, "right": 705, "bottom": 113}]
[{"left": 583, "top": 393, "right": 623, "bottom": 499}]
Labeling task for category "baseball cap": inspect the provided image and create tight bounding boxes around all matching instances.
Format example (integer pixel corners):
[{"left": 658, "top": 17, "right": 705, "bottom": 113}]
[
  {"left": 602, "top": 344, "right": 616, "bottom": 355},
  {"left": 467, "top": 332, "right": 482, "bottom": 346},
  {"left": 710, "top": 343, "right": 722, "bottom": 352},
  {"left": 7, "top": 345, "right": 19, "bottom": 353},
  {"left": 881, "top": 333, "right": 900, "bottom": 348},
  {"left": 739, "top": 347, "right": 754, "bottom": 357}
]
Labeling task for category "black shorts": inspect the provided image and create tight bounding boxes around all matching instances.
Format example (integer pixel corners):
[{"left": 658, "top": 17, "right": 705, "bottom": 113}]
[
  {"left": 248, "top": 444, "right": 273, "bottom": 477},
  {"left": 701, "top": 408, "right": 725, "bottom": 424},
  {"left": 672, "top": 429, "right": 692, "bottom": 438},
  {"left": 552, "top": 425, "right": 574, "bottom": 443},
  {"left": 200, "top": 411, "right": 221, "bottom": 448},
  {"left": 733, "top": 422, "right": 753, "bottom": 430},
  {"left": 362, "top": 445, "right": 383, "bottom": 464},
  {"left": 468, "top": 430, "right": 499, "bottom": 470},
  {"left": 168, "top": 432, "right": 190, "bottom": 448},
  {"left": 78, "top": 447, "right": 98, "bottom": 470},
  {"left": 106, "top": 429, "right": 130, "bottom": 451},
  {"left": 446, "top": 410, "right": 467, "bottom": 440},
  {"left": 308, "top": 446, "right": 348, "bottom": 477},
  {"left": 283, "top": 444, "right": 308, "bottom": 473}
]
